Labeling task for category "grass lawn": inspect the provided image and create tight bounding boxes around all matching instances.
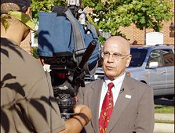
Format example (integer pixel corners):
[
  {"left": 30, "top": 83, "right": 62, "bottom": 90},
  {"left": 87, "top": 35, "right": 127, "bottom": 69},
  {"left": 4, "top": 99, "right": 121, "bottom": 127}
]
[
  {"left": 154, "top": 105, "right": 174, "bottom": 114},
  {"left": 155, "top": 119, "right": 174, "bottom": 124}
]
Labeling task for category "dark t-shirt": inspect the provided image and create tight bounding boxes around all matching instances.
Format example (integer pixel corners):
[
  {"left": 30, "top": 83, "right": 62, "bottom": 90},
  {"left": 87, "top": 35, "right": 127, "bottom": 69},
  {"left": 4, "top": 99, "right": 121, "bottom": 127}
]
[{"left": 1, "top": 38, "right": 65, "bottom": 133}]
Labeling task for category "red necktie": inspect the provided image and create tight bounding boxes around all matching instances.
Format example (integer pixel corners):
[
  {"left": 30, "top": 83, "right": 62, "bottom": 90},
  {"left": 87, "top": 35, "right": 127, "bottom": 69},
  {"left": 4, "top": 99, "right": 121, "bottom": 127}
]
[{"left": 99, "top": 82, "right": 114, "bottom": 133}]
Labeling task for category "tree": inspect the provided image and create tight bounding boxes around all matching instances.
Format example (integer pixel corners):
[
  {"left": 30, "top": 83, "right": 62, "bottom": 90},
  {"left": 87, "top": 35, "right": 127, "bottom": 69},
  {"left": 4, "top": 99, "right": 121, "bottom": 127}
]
[
  {"left": 30, "top": 0, "right": 173, "bottom": 41},
  {"left": 81, "top": 0, "right": 173, "bottom": 35},
  {"left": 31, "top": 0, "right": 66, "bottom": 19}
]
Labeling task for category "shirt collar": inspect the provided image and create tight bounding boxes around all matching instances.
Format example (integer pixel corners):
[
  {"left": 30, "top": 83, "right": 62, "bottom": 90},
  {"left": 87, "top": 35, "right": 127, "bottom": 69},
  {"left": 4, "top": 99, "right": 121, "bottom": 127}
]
[{"left": 104, "top": 73, "right": 126, "bottom": 88}]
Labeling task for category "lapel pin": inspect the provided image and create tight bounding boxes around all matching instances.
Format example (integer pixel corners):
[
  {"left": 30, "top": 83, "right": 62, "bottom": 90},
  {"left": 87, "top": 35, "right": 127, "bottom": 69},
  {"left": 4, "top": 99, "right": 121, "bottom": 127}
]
[{"left": 125, "top": 95, "right": 131, "bottom": 99}]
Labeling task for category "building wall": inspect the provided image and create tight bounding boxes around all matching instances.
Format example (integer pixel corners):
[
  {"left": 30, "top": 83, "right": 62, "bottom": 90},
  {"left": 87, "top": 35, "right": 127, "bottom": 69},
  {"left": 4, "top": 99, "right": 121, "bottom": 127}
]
[
  {"left": 119, "top": 21, "right": 174, "bottom": 45},
  {"left": 119, "top": 0, "right": 174, "bottom": 45}
]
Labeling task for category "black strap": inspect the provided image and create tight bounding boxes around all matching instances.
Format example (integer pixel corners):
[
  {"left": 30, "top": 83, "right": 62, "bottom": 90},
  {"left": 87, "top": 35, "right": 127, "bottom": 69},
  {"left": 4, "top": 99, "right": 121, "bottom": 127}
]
[
  {"left": 65, "top": 9, "right": 86, "bottom": 65},
  {"left": 52, "top": 6, "right": 86, "bottom": 66}
]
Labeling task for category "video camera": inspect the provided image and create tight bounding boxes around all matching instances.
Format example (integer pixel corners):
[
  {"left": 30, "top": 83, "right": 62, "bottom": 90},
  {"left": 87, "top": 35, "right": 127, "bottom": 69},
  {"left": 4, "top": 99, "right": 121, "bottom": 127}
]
[
  {"left": 39, "top": 0, "right": 99, "bottom": 119},
  {"left": 45, "top": 40, "right": 97, "bottom": 119}
]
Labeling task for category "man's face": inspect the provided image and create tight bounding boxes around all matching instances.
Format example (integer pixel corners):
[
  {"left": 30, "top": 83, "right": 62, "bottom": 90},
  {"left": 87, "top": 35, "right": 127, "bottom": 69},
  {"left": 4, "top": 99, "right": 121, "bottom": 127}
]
[{"left": 102, "top": 40, "right": 131, "bottom": 80}]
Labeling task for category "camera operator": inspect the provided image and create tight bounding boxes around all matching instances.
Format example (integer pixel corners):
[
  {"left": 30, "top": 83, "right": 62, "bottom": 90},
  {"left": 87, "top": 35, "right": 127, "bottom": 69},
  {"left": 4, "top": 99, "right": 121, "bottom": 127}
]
[{"left": 1, "top": 0, "right": 91, "bottom": 133}]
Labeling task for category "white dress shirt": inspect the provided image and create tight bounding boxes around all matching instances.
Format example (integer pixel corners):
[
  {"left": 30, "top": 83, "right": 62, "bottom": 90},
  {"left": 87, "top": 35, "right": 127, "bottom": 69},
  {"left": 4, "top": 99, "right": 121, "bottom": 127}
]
[{"left": 99, "top": 73, "right": 126, "bottom": 117}]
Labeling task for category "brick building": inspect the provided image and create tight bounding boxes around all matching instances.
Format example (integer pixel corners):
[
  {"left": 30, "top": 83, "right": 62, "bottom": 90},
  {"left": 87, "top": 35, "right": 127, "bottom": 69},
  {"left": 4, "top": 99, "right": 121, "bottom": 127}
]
[
  {"left": 119, "top": 21, "right": 174, "bottom": 45},
  {"left": 119, "top": 0, "right": 174, "bottom": 45}
]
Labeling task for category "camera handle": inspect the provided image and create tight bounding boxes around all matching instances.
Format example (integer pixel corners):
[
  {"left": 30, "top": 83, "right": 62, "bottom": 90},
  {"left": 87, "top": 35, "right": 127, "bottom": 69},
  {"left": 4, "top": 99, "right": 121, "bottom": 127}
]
[{"left": 73, "top": 40, "right": 97, "bottom": 93}]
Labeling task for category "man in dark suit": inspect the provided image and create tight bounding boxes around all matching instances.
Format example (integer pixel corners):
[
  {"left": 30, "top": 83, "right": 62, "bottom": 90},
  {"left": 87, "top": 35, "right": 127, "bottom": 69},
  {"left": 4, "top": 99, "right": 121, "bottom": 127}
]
[{"left": 77, "top": 36, "right": 154, "bottom": 133}]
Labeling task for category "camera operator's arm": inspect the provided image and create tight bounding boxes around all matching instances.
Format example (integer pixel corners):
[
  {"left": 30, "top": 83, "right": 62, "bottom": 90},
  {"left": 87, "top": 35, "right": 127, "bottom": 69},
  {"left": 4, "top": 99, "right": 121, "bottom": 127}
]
[{"left": 58, "top": 104, "right": 91, "bottom": 133}]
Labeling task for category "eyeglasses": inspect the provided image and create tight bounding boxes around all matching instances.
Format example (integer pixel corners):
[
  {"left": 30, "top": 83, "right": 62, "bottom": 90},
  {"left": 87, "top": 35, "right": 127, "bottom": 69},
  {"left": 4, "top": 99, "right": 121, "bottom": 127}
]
[{"left": 101, "top": 51, "right": 130, "bottom": 60}]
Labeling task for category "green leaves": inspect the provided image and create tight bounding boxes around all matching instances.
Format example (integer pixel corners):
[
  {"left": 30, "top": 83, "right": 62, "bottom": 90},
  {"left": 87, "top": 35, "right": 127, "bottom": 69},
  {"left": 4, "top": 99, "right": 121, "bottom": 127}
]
[
  {"left": 95, "top": 3, "right": 104, "bottom": 11},
  {"left": 83, "top": 0, "right": 173, "bottom": 34},
  {"left": 31, "top": 0, "right": 66, "bottom": 19},
  {"left": 30, "top": 0, "right": 173, "bottom": 40},
  {"left": 1, "top": 14, "right": 11, "bottom": 31}
]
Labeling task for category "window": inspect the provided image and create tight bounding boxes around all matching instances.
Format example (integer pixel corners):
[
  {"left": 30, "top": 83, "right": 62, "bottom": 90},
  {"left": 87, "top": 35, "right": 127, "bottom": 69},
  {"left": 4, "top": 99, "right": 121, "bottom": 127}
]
[
  {"left": 148, "top": 50, "right": 163, "bottom": 67},
  {"left": 162, "top": 49, "right": 174, "bottom": 66},
  {"left": 129, "top": 49, "right": 148, "bottom": 67}
]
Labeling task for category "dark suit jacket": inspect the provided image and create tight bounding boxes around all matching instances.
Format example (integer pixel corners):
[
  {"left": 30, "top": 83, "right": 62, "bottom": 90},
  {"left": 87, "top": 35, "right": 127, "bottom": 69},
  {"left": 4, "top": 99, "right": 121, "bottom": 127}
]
[{"left": 77, "top": 75, "right": 154, "bottom": 133}]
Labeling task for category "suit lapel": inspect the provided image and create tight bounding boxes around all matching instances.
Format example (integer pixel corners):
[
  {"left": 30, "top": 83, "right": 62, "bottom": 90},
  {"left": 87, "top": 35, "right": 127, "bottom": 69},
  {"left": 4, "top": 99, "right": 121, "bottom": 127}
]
[
  {"left": 89, "top": 79, "right": 103, "bottom": 133},
  {"left": 106, "top": 76, "right": 134, "bottom": 133}
]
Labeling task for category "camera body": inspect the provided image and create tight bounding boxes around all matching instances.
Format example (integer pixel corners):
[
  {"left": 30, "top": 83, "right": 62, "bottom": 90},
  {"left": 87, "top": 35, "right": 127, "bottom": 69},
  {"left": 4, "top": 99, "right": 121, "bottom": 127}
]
[
  {"left": 38, "top": 0, "right": 99, "bottom": 119},
  {"left": 43, "top": 52, "right": 80, "bottom": 119},
  {"left": 42, "top": 39, "right": 97, "bottom": 119}
]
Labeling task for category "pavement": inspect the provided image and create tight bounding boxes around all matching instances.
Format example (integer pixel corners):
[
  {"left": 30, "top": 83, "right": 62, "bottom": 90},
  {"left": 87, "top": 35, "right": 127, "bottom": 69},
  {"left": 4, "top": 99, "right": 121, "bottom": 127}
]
[{"left": 154, "top": 113, "right": 174, "bottom": 133}]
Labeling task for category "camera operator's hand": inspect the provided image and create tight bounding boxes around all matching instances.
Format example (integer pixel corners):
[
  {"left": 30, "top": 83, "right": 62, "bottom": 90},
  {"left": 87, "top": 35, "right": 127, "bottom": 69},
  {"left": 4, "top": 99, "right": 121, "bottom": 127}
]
[
  {"left": 59, "top": 104, "right": 91, "bottom": 133},
  {"left": 74, "top": 104, "right": 92, "bottom": 121}
]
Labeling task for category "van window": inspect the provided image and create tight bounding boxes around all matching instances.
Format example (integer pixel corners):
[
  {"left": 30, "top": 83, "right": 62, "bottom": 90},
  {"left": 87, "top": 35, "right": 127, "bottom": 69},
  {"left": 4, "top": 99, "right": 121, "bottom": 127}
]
[
  {"left": 148, "top": 50, "right": 163, "bottom": 67},
  {"left": 162, "top": 49, "right": 174, "bottom": 66},
  {"left": 129, "top": 49, "right": 147, "bottom": 67}
]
